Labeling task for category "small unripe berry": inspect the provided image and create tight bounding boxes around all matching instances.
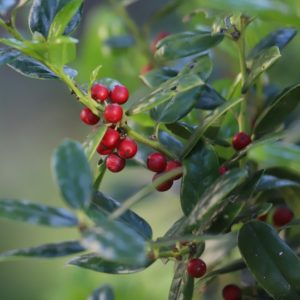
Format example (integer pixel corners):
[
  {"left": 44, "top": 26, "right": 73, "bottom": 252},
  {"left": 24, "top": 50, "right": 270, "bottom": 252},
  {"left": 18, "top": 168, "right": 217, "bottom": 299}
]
[
  {"left": 147, "top": 152, "right": 167, "bottom": 172},
  {"left": 152, "top": 173, "right": 173, "bottom": 192},
  {"left": 273, "top": 207, "right": 294, "bottom": 227},
  {"left": 232, "top": 132, "right": 252, "bottom": 151},
  {"left": 104, "top": 104, "right": 123, "bottom": 123},
  {"left": 117, "top": 137, "right": 138, "bottom": 159},
  {"left": 222, "top": 284, "right": 242, "bottom": 300},
  {"left": 151, "top": 31, "right": 170, "bottom": 53},
  {"left": 187, "top": 258, "right": 207, "bottom": 278},
  {"left": 96, "top": 142, "right": 113, "bottom": 155},
  {"left": 101, "top": 128, "right": 120, "bottom": 149},
  {"left": 80, "top": 107, "right": 99, "bottom": 125},
  {"left": 106, "top": 154, "right": 125, "bottom": 173},
  {"left": 110, "top": 85, "right": 129, "bottom": 104},
  {"left": 219, "top": 165, "right": 229, "bottom": 175},
  {"left": 165, "top": 160, "right": 183, "bottom": 180},
  {"left": 91, "top": 83, "right": 110, "bottom": 102}
]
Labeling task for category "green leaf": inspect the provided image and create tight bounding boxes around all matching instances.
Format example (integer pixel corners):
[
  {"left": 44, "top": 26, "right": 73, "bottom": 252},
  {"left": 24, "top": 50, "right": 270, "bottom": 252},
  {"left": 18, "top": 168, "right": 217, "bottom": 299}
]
[
  {"left": 254, "top": 84, "right": 300, "bottom": 136},
  {"left": 243, "top": 46, "right": 281, "bottom": 92},
  {"left": 248, "top": 141, "right": 300, "bottom": 177},
  {"left": 97, "top": 77, "right": 122, "bottom": 90},
  {"left": 105, "top": 35, "right": 135, "bottom": 49},
  {"left": 81, "top": 220, "right": 148, "bottom": 265},
  {"left": 180, "top": 141, "right": 219, "bottom": 215},
  {"left": 86, "top": 191, "right": 153, "bottom": 240},
  {"left": 205, "top": 259, "right": 246, "bottom": 278},
  {"left": 0, "top": 48, "right": 19, "bottom": 66},
  {"left": 248, "top": 28, "right": 297, "bottom": 59},
  {"left": 88, "top": 285, "right": 115, "bottom": 300},
  {"left": 194, "top": 85, "right": 226, "bottom": 110},
  {"left": 168, "top": 261, "right": 188, "bottom": 300},
  {"left": 52, "top": 140, "right": 93, "bottom": 209},
  {"left": 0, "top": 241, "right": 84, "bottom": 260},
  {"left": 29, "top": 0, "right": 83, "bottom": 37},
  {"left": 68, "top": 253, "right": 148, "bottom": 274},
  {"left": 238, "top": 221, "right": 300, "bottom": 299},
  {"left": 159, "top": 131, "right": 184, "bottom": 157},
  {"left": 155, "top": 31, "right": 224, "bottom": 60},
  {"left": 256, "top": 175, "right": 300, "bottom": 191},
  {"left": 83, "top": 126, "right": 107, "bottom": 161},
  {"left": 89, "top": 65, "right": 102, "bottom": 90},
  {"left": 0, "top": 199, "right": 78, "bottom": 227}
]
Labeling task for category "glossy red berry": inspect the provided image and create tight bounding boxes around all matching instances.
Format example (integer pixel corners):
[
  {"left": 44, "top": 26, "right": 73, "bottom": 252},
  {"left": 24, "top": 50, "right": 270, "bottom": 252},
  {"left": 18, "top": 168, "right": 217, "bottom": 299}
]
[
  {"left": 91, "top": 83, "right": 110, "bottom": 102},
  {"left": 222, "top": 284, "right": 242, "bottom": 300},
  {"left": 187, "top": 258, "right": 207, "bottom": 278},
  {"left": 151, "top": 31, "right": 170, "bottom": 53},
  {"left": 152, "top": 173, "right": 173, "bottom": 192},
  {"left": 147, "top": 152, "right": 167, "bottom": 172},
  {"left": 117, "top": 137, "right": 138, "bottom": 159},
  {"left": 273, "top": 207, "right": 294, "bottom": 226},
  {"left": 165, "top": 160, "right": 183, "bottom": 180},
  {"left": 80, "top": 107, "right": 100, "bottom": 125},
  {"left": 104, "top": 104, "right": 123, "bottom": 123},
  {"left": 96, "top": 142, "right": 113, "bottom": 155},
  {"left": 219, "top": 165, "right": 229, "bottom": 175},
  {"left": 106, "top": 154, "right": 125, "bottom": 173},
  {"left": 110, "top": 85, "right": 129, "bottom": 104},
  {"left": 101, "top": 128, "right": 120, "bottom": 149},
  {"left": 232, "top": 132, "right": 252, "bottom": 151}
]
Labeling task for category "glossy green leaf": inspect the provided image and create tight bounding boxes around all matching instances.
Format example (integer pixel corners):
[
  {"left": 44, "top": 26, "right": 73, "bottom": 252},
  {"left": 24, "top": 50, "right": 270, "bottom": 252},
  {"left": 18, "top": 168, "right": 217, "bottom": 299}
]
[
  {"left": 180, "top": 141, "right": 219, "bottom": 215},
  {"left": 0, "top": 48, "right": 19, "bottom": 66},
  {"left": 88, "top": 285, "right": 115, "bottom": 300},
  {"left": 248, "top": 28, "right": 297, "bottom": 59},
  {"left": 86, "top": 191, "right": 153, "bottom": 240},
  {"left": 254, "top": 84, "right": 300, "bottom": 136},
  {"left": 0, "top": 241, "right": 84, "bottom": 260},
  {"left": 159, "top": 131, "right": 184, "bottom": 157},
  {"left": 165, "top": 122, "right": 192, "bottom": 140},
  {"left": 243, "top": 46, "right": 281, "bottom": 92},
  {"left": 89, "top": 65, "right": 102, "bottom": 89},
  {"left": 48, "top": 0, "right": 84, "bottom": 39},
  {"left": 155, "top": 31, "right": 224, "bottom": 60},
  {"left": 105, "top": 35, "right": 135, "bottom": 49},
  {"left": 97, "top": 77, "right": 122, "bottom": 90},
  {"left": 238, "top": 221, "right": 300, "bottom": 299},
  {"left": 194, "top": 85, "right": 226, "bottom": 110},
  {"left": 81, "top": 220, "right": 147, "bottom": 265},
  {"left": 248, "top": 142, "right": 300, "bottom": 176},
  {"left": 0, "top": 199, "right": 78, "bottom": 227},
  {"left": 52, "top": 140, "right": 93, "bottom": 209},
  {"left": 256, "top": 175, "right": 300, "bottom": 191},
  {"left": 68, "top": 253, "right": 148, "bottom": 274},
  {"left": 29, "top": 0, "right": 83, "bottom": 37},
  {"left": 205, "top": 259, "right": 246, "bottom": 278},
  {"left": 83, "top": 126, "right": 107, "bottom": 161},
  {"left": 169, "top": 261, "right": 189, "bottom": 300}
]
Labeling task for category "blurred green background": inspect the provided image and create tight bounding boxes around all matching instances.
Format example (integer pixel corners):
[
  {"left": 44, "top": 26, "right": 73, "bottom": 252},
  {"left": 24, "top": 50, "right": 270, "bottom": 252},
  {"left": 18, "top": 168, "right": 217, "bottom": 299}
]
[{"left": 0, "top": 0, "right": 300, "bottom": 299}]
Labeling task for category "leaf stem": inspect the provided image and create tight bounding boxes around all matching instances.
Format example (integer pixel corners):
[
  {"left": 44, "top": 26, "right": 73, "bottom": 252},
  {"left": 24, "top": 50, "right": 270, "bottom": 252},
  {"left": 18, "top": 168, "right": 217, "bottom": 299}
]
[{"left": 0, "top": 18, "right": 24, "bottom": 41}]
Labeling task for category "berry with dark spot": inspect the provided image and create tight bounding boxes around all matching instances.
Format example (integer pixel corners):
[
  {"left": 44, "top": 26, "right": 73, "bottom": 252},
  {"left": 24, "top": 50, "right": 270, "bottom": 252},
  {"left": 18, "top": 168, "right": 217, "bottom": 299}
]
[
  {"left": 187, "top": 258, "right": 207, "bottom": 278},
  {"left": 232, "top": 132, "right": 252, "bottom": 151},
  {"left": 106, "top": 153, "right": 125, "bottom": 173},
  {"left": 117, "top": 137, "right": 138, "bottom": 159},
  {"left": 91, "top": 83, "right": 110, "bottom": 102}
]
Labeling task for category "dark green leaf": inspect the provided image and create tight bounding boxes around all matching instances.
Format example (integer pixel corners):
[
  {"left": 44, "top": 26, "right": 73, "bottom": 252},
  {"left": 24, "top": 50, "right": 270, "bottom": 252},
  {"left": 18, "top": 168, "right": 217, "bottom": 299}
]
[
  {"left": 194, "top": 85, "right": 226, "bottom": 110},
  {"left": 180, "top": 141, "right": 219, "bottom": 215},
  {"left": 69, "top": 253, "right": 148, "bottom": 274},
  {"left": 256, "top": 175, "right": 300, "bottom": 191},
  {"left": 159, "top": 131, "right": 184, "bottom": 157},
  {"left": 105, "top": 35, "right": 135, "bottom": 49},
  {"left": 98, "top": 77, "right": 122, "bottom": 90},
  {"left": 0, "top": 0, "right": 17, "bottom": 14},
  {"left": 88, "top": 285, "right": 115, "bottom": 300},
  {"left": 248, "top": 28, "right": 297, "bottom": 59},
  {"left": 165, "top": 122, "right": 192, "bottom": 140},
  {"left": 0, "top": 48, "right": 19, "bottom": 66},
  {"left": 238, "top": 221, "right": 300, "bottom": 299},
  {"left": 169, "top": 261, "right": 188, "bottom": 300},
  {"left": 52, "top": 140, "right": 93, "bottom": 209},
  {"left": 254, "top": 84, "right": 300, "bottom": 136},
  {"left": 29, "top": 0, "right": 83, "bottom": 37},
  {"left": 155, "top": 31, "right": 224, "bottom": 60},
  {"left": 0, "top": 199, "right": 78, "bottom": 227},
  {"left": 243, "top": 46, "right": 281, "bottom": 92},
  {"left": 0, "top": 241, "right": 84, "bottom": 260},
  {"left": 87, "top": 191, "right": 153, "bottom": 240},
  {"left": 205, "top": 259, "right": 246, "bottom": 278}
]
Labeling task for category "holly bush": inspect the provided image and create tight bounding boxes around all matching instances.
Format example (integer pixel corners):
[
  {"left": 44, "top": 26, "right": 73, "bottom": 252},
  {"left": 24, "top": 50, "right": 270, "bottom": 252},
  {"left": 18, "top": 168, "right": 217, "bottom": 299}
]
[{"left": 1, "top": 0, "right": 300, "bottom": 299}]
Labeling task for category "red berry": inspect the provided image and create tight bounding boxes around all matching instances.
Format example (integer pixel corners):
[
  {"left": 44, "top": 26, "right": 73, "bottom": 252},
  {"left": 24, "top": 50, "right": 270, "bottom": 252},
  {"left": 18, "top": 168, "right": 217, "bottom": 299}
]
[
  {"left": 104, "top": 104, "right": 123, "bottom": 123},
  {"left": 117, "top": 137, "right": 138, "bottom": 159},
  {"left": 273, "top": 207, "right": 294, "bottom": 227},
  {"left": 165, "top": 160, "right": 183, "bottom": 180},
  {"left": 152, "top": 173, "right": 173, "bottom": 192},
  {"left": 91, "top": 83, "right": 110, "bottom": 102},
  {"left": 222, "top": 284, "right": 242, "bottom": 300},
  {"left": 96, "top": 142, "right": 113, "bottom": 155},
  {"left": 187, "top": 258, "right": 207, "bottom": 278},
  {"left": 106, "top": 154, "right": 125, "bottom": 173},
  {"left": 258, "top": 213, "right": 268, "bottom": 222},
  {"left": 80, "top": 107, "right": 100, "bottom": 125},
  {"left": 232, "top": 132, "right": 252, "bottom": 151},
  {"left": 101, "top": 128, "right": 120, "bottom": 149},
  {"left": 219, "top": 165, "right": 229, "bottom": 175},
  {"left": 147, "top": 152, "right": 167, "bottom": 172},
  {"left": 110, "top": 85, "right": 129, "bottom": 104},
  {"left": 151, "top": 31, "right": 170, "bottom": 53}
]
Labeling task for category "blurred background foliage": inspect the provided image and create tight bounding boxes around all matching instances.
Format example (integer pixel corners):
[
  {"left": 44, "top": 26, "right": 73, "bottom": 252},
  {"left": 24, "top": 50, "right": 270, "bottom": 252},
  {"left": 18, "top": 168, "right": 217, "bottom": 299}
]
[{"left": 0, "top": 0, "right": 300, "bottom": 299}]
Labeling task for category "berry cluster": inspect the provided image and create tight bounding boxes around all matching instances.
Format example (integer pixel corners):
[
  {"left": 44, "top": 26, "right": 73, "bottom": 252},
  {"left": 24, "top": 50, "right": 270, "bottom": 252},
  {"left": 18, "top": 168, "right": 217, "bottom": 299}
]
[
  {"left": 80, "top": 83, "right": 138, "bottom": 173},
  {"left": 146, "top": 152, "right": 182, "bottom": 192}
]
